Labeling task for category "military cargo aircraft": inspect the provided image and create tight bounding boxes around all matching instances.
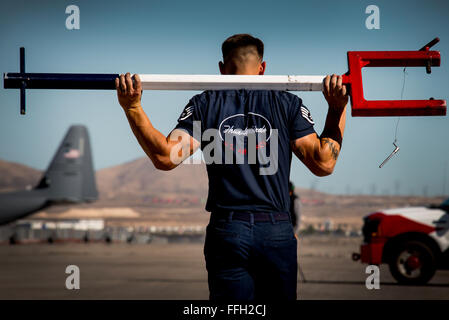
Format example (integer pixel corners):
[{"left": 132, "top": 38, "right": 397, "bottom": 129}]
[{"left": 0, "top": 125, "right": 98, "bottom": 225}]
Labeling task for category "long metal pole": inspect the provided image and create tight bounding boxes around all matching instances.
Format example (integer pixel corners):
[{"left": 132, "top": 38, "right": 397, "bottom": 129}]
[{"left": 4, "top": 73, "right": 326, "bottom": 91}]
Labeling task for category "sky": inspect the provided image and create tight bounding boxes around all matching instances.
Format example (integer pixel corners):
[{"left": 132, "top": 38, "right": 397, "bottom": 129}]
[{"left": 0, "top": 0, "right": 448, "bottom": 196}]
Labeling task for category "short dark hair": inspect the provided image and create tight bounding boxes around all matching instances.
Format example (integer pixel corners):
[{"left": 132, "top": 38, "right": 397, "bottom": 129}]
[{"left": 221, "top": 34, "right": 264, "bottom": 61}]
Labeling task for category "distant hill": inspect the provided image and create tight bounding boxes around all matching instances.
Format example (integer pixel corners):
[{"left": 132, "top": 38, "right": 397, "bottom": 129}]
[
  {"left": 1, "top": 157, "right": 445, "bottom": 227},
  {"left": 96, "top": 157, "right": 209, "bottom": 206},
  {"left": 0, "top": 159, "right": 42, "bottom": 192}
]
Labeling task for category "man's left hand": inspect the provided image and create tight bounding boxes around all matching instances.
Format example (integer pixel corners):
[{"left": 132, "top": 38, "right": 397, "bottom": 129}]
[{"left": 322, "top": 74, "right": 348, "bottom": 115}]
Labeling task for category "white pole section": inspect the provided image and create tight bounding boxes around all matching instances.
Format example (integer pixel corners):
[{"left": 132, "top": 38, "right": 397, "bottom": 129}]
[{"left": 137, "top": 74, "right": 325, "bottom": 91}]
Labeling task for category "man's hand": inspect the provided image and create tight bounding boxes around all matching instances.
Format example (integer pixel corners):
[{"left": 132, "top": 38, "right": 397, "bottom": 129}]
[
  {"left": 115, "top": 72, "right": 142, "bottom": 110},
  {"left": 322, "top": 74, "right": 348, "bottom": 114}
]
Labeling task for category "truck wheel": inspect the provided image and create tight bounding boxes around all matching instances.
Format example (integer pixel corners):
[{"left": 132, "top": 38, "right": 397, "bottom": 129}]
[{"left": 388, "top": 240, "right": 436, "bottom": 285}]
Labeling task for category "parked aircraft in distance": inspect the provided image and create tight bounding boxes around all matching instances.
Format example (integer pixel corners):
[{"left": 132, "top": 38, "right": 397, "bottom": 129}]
[{"left": 0, "top": 125, "right": 98, "bottom": 225}]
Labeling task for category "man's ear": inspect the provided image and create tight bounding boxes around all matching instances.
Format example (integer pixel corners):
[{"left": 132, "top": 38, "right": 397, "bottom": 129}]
[
  {"left": 219, "top": 61, "right": 225, "bottom": 75},
  {"left": 259, "top": 61, "right": 266, "bottom": 75}
]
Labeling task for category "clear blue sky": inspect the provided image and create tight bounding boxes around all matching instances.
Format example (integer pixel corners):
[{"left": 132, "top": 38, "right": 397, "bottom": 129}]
[{"left": 0, "top": 0, "right": 448, "bottom": 196}]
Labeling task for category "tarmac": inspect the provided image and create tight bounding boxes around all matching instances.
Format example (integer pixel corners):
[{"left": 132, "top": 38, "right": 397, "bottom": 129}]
[{"left": 0, "top": 236, "right": 448, "bottom": 300}]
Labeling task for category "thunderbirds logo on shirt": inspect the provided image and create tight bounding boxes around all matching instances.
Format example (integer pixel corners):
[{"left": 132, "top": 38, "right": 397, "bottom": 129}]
[
  {"left": 218, "top": 112, "right": 272, "bottom": 142},
  {"left": 174, "top": 111, "right": 278, "bottom": 175},
  {"left": 301, "top": 106, "right": 314, "bottom": 124},
  {"left": 178, "top": 105, "right": 194, "bottom": 121}
]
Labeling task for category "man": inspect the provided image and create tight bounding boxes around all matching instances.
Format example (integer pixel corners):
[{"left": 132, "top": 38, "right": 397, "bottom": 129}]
[
  {"left": 288, "top": 181, "right": 301, "bottom": 234},
  {"left": 288, "top": 180, "right": 307, "bottom": 283},
  {"left": 115, "top": 34, "right": 347, "bottom": 301}
]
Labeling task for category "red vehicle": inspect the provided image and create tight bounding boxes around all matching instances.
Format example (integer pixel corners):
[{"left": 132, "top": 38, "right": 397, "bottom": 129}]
[{"left": 353, "top": 198, "right": 449, "bottom": 285}]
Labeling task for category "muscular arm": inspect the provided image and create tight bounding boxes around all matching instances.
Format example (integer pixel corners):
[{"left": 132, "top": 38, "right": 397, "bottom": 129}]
[
  {"left": 291, "top": 74, "right": 348, "bottom": 176},
  {"left": 116, "top": 73, "right": 199, "bottom": 171}
]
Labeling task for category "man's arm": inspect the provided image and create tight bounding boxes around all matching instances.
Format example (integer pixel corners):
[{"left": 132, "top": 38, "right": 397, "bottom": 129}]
[
  {"left": 116, "top": 73, "right": 200, "bottom": 171},
  {"left": 291, "top": 74, "right": 348, "bottom": 176}
]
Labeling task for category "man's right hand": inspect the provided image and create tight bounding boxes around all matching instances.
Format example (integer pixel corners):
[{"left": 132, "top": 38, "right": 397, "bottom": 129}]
[
  {"left": 115, "top": 73, "right": 142, "bottom": 111},
  {"left": 322, "top": 74, "right": 348, "bottom": 114}
]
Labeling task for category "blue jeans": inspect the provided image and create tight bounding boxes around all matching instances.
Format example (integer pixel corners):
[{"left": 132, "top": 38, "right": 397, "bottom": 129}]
[{"left": 204, "top": 212, "right": 298, "bottom": 301}]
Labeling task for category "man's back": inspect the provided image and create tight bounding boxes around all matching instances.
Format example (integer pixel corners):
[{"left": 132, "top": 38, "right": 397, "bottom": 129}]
[
  {"left": 175, "top": 89, "right": 315, "bottom": 214},
  {"left": 116, "top": 33, "right": 347, "bottom": 301}
]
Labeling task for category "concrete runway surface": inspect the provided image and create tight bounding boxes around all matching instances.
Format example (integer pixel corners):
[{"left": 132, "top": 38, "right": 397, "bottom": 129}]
[{"left": 0, "top": 236, "right": 448, "bottom": 300}]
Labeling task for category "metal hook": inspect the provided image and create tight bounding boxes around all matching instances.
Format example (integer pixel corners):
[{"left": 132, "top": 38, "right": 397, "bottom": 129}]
[{"left": 379, "top": 142, "right": 400, "bottom": 168}]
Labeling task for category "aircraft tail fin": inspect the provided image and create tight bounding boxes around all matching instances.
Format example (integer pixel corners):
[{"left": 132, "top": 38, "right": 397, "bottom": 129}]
[{"left": 35, "top": 125, "right": 98, "bottom": 202}]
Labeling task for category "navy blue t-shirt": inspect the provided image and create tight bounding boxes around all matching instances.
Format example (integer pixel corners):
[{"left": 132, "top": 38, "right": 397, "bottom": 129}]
[{"left": 174, "top": 89, "right": 316, "bottom": 214}]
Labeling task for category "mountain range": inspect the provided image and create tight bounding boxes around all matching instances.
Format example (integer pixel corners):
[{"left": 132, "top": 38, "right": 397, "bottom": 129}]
[{"left": 0, "top": 158, "right": 445, "bottom": 227}]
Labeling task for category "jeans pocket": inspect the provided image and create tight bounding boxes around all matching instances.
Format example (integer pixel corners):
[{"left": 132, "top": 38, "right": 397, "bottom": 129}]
[
  {"left": 263, "top": 236, "right": 297, "bottom": 248},
  {"left": 261, "top": 236, "right": 297, "bottom": 276},
  {"left": 264, "top": 221, "right": 295, "bottom": 242},
  {"left": 204, "top": 223, "right": 241, "bottom": 270}
]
